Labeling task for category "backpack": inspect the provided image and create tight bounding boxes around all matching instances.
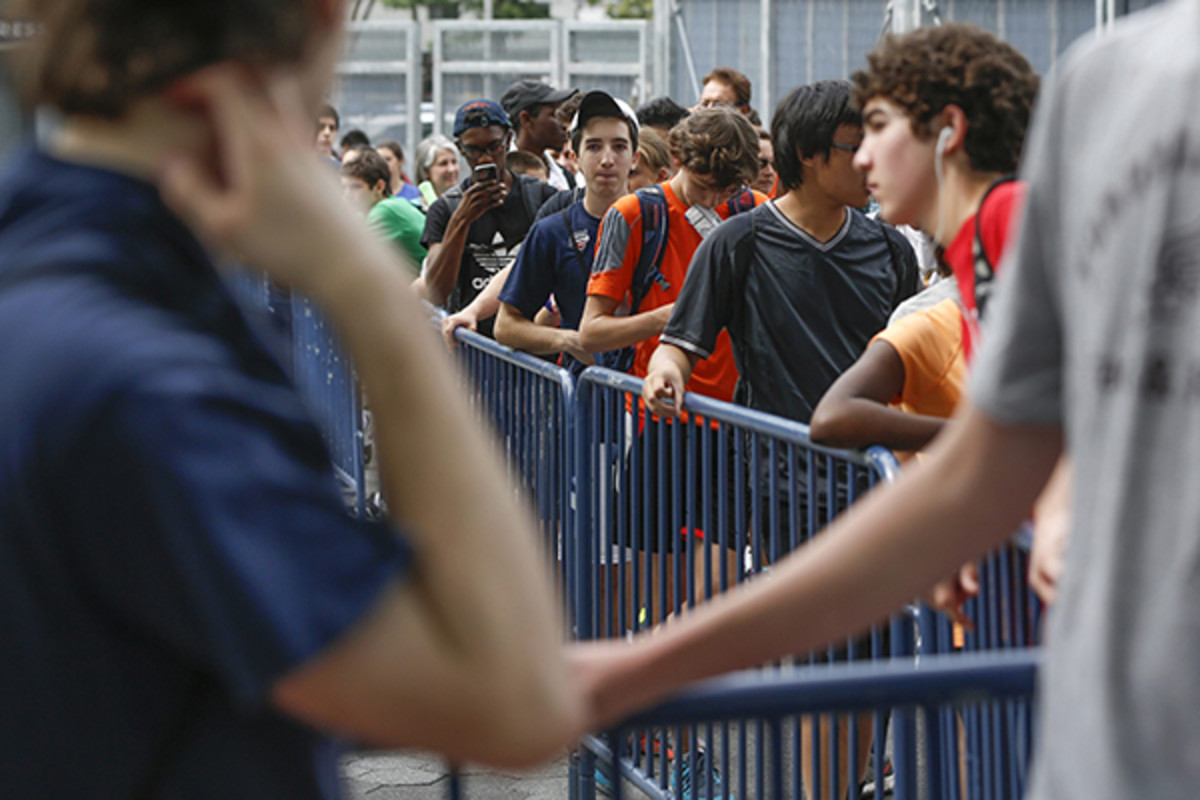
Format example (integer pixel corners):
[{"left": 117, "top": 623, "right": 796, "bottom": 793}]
[
  {"left": 597, "top": 184, "right": 761, "bottom": 372},
  {"left": 970, "top": 175, "right": 1017, "bottom": 322}
]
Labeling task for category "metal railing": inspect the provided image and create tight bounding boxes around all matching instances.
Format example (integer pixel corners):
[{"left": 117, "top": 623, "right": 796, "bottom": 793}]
[
  {"left": 452, "top": 327, "right": 578, "bottom": 622},
  {"left": 290, "top": 293, "right": 366, "bottom": 517},
  {"left": 572, "top": 367, "right": 910, "bottom": 800},
  {"left": 288, "top": 316, "right": 1047, "bottom": 798}
]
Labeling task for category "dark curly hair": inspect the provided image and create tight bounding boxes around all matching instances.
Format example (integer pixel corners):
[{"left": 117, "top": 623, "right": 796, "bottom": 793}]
[
  {"left": 851, "top": 23, "right": 1039, "bottom": 174},
  {"left": 11, "top": 0, "right": 316, "bottom": 117},
  {"left": 667, "top": 106, "right": 760, "bottom": 190}
]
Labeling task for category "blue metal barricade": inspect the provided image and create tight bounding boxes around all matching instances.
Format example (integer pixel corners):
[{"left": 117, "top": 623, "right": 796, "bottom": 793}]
[
  {"left": 599, "top": 650, "right": 1040, "bottom": 800},
  {"left": 452, "top": 328, "right": 577, "bottom": 630},
  {"left": 290, "top": 293, "right": 366, "bottom": 517},
  {"left": 573, "top": 367, "right": 911, "bottom": 800},
  {"left": 916, "top": 525, "right": 1044, "bottom": 800}
]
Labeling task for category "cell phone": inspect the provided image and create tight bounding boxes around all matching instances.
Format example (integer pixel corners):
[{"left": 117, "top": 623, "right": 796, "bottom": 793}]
[{"left": 473, "top": 163, "right": 499, "bottom": 184}]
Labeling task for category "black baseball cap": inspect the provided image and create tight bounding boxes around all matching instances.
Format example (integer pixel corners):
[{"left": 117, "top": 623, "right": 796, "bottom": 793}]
[{"left": 500, "top": 80, "right": 578, "bottom": 121}]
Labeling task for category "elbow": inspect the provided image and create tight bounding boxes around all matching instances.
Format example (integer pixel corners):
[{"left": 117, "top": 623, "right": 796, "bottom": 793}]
[
  {"left": 577, "top": 319, "right": 602, "bottom": 354},
  {"left": 493, "top": 311, "right": 516, "bottom": 350},
  {"left": 808, "top": 401, "right": 856, "bottom": 448}
]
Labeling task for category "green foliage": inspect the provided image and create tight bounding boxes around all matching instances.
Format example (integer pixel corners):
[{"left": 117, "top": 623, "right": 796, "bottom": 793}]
[
  {"left": 605, "top": 0, "right": 652, "bottom": 19},
  {"left": 377, "top": 0, "right": 550, "bottom": 18}
]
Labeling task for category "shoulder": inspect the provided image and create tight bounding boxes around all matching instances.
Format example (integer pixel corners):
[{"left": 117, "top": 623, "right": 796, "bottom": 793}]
[{"left": 0, "top": 275, "right": 254, "bottom": 441}]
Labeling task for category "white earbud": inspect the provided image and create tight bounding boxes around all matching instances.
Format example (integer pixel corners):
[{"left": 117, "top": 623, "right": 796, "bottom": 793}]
[
  {"left": 936, "top": 126, "right": 953, "bottom": 157},
  {"left": 932, "top": 126, "right": 954, "bottom": 246}
]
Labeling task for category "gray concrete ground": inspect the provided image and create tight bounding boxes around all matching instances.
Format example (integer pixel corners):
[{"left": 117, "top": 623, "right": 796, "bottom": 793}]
[{"left": 342, "top": 751, "right": 576, "bottom": 800}]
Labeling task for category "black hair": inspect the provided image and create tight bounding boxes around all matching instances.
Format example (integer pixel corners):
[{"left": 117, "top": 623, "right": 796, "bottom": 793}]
[
  {"left": 339, "top": 129, "right": 370, "bottom": 152},
  {"left": 772, "top": 79, "right": 861, "bottom": 191},
  {"left": 636, "top": 96, "right": 690, "bottom": 132}
]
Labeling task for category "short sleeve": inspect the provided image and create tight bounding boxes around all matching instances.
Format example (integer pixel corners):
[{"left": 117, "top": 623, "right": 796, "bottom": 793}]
[
  {"left": 969, "top": 76, "right": 1065, "bottom": 426},
  {"left": 660, "top": 218, "right": 747, "bottom": 359},
  {"left": 873, "top": 299, "right": 964, "bottom": 408},
  {"left": 420, "top": 193, "right": 453, "bottom": 248},
  {"left": 499, "top": 215, "right": 560, "bottom": 319},
  {"left": 368, "top": 200, "right": 428, "bottom": 268},
  {"left": 588, "top": 199, "right": 641, "bottom": 302},
  {"left": 66, "top": 362, "right": 409, "bottom": 707}
]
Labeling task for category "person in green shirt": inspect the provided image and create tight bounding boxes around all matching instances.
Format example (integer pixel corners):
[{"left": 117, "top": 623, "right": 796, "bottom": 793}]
[{"left": 341, "top": 148, "right": 427, "bottom": 273}]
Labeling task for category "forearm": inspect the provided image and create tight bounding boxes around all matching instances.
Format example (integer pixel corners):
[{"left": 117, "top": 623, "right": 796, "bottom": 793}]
[
  {"left": 647, "top": 342, "right": 697, "bottom": 386},
  {"left": 309, "top": 241, "right": 568, "bottom": 691},
  {"left": 809, "top": 399, "right": 948, "bottom": 451},
  {"left": 594, "top": 405, "right": 1062, "bottom": 722},
  {"left": 423, "top": 217, "right": 471, "bottom": 306},
  {"left": 495, "top": 303, "right": 571, "bottom": 355},
  {"left": 579, "top": 303, "right": 668, "bottom": 353}
]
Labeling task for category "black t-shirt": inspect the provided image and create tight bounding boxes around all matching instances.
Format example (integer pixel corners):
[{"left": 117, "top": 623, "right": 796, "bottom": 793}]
[
  {"left": 661, "top": 201, "right": 920, "bottom": 423},
  {"left": 421, "top": 173, "right": 558, "bottom": 323}
]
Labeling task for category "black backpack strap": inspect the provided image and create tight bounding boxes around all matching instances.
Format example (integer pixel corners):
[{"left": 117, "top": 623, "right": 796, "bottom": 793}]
[{"left": 971, "top": 174, "right": 1017, "bottom": 321}]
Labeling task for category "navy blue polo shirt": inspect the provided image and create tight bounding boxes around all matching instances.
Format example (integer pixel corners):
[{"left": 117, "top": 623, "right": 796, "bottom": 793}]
[
  {"left": 498, "top": 199, "right": 598, "bottom": 374},
  {"left": 0, "top": 148, "right": 409, "bottom": 798}
]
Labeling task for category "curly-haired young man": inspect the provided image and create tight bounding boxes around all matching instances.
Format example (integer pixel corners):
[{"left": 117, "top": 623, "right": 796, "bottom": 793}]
[{"left": 851, "top": 23, "right": 1039, "bottom": 357}]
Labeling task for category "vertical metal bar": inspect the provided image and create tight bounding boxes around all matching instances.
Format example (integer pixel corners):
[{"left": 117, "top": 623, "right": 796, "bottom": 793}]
[
  {"left": 432, "top": 23, "right": 444, "bottom": 137},
  {"left": 407, "top": 22, "right": 420, "bottom": 184},
  {"left": 760, "top": 0, "right": 772, "bottom": 120}
]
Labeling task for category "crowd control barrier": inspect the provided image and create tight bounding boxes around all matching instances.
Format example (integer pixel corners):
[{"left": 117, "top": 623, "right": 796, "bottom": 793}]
[
  {"left": 290, "top": 293, "right": 366, "bottom": 517},
  {"left": 598, "top": 650, "right": 1040, "bottom": 800},
  {"left": 291, "top": 317, "right": 1048, "bottom": 799},
  {"left": 916, "top": 525, "right": 1044, "bottom": 800},
  {"left": 573, "top": 367, "right": 911, "bottom": 800},
  {"left": 451, "top": 327, "right": 578, "bottom": 622}
]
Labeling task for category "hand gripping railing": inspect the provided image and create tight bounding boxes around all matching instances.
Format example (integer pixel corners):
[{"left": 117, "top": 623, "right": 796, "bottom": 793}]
[{"left": 573, "top": 367, "right": 908, "bottom": 800}]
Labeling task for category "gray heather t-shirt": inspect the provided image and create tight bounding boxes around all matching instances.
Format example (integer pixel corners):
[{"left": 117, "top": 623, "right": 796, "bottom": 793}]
[{"left": 969, "top": 2, "right": 1200, "bottom": 796}]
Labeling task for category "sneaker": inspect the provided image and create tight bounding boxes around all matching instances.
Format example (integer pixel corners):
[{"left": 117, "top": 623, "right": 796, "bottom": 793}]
[
  {"left": 595, "top": 764, "right": 615, "bottom": 797},
  {"left": 671, "top": 750, "right": 735, "bottom": 800},
  {"left": 859, "top": 758, "right": 894, "bottom": 798}
]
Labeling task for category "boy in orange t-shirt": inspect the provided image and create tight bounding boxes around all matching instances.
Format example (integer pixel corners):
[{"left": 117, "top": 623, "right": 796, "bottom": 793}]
[{"left": 581, "top": 106, "right": 765, "bottom": 402}]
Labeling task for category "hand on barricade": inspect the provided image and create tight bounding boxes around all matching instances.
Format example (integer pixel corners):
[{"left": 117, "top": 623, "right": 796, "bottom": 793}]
[
  {"left": 924, "top": 561, "right": 979, "bottom": 630},
  {"left": 643, "top": 360, "right": 685, "bottom": 418},
  {"left": 1029, "top": 457, "right": 1071, "bottom": 605},
  {"left": 567, "top": 639, "right": 647, "bottom": 733},
  {"left": 442, "top": 309, "right": 478, "bottom": 350},
  {"left": 1029, "top": 508, "right": 1070, "bottom": 607},
  {"left": 559, "top": 331, "right": 595, "bottom": 367},
  {"left": 157, "top": 66, "right": 367, "bottom": 297}
]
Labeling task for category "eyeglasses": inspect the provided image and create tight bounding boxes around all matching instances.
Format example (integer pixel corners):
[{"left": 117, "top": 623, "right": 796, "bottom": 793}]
[
  {"left": 830, "top": 141, "right": 861, "bottom": 154},
  {"left": 457, "top": 137, "right": 508, "bottom": 159},
  {"left": 758, "top": 157, "right": 774, "bottom": 170}
]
